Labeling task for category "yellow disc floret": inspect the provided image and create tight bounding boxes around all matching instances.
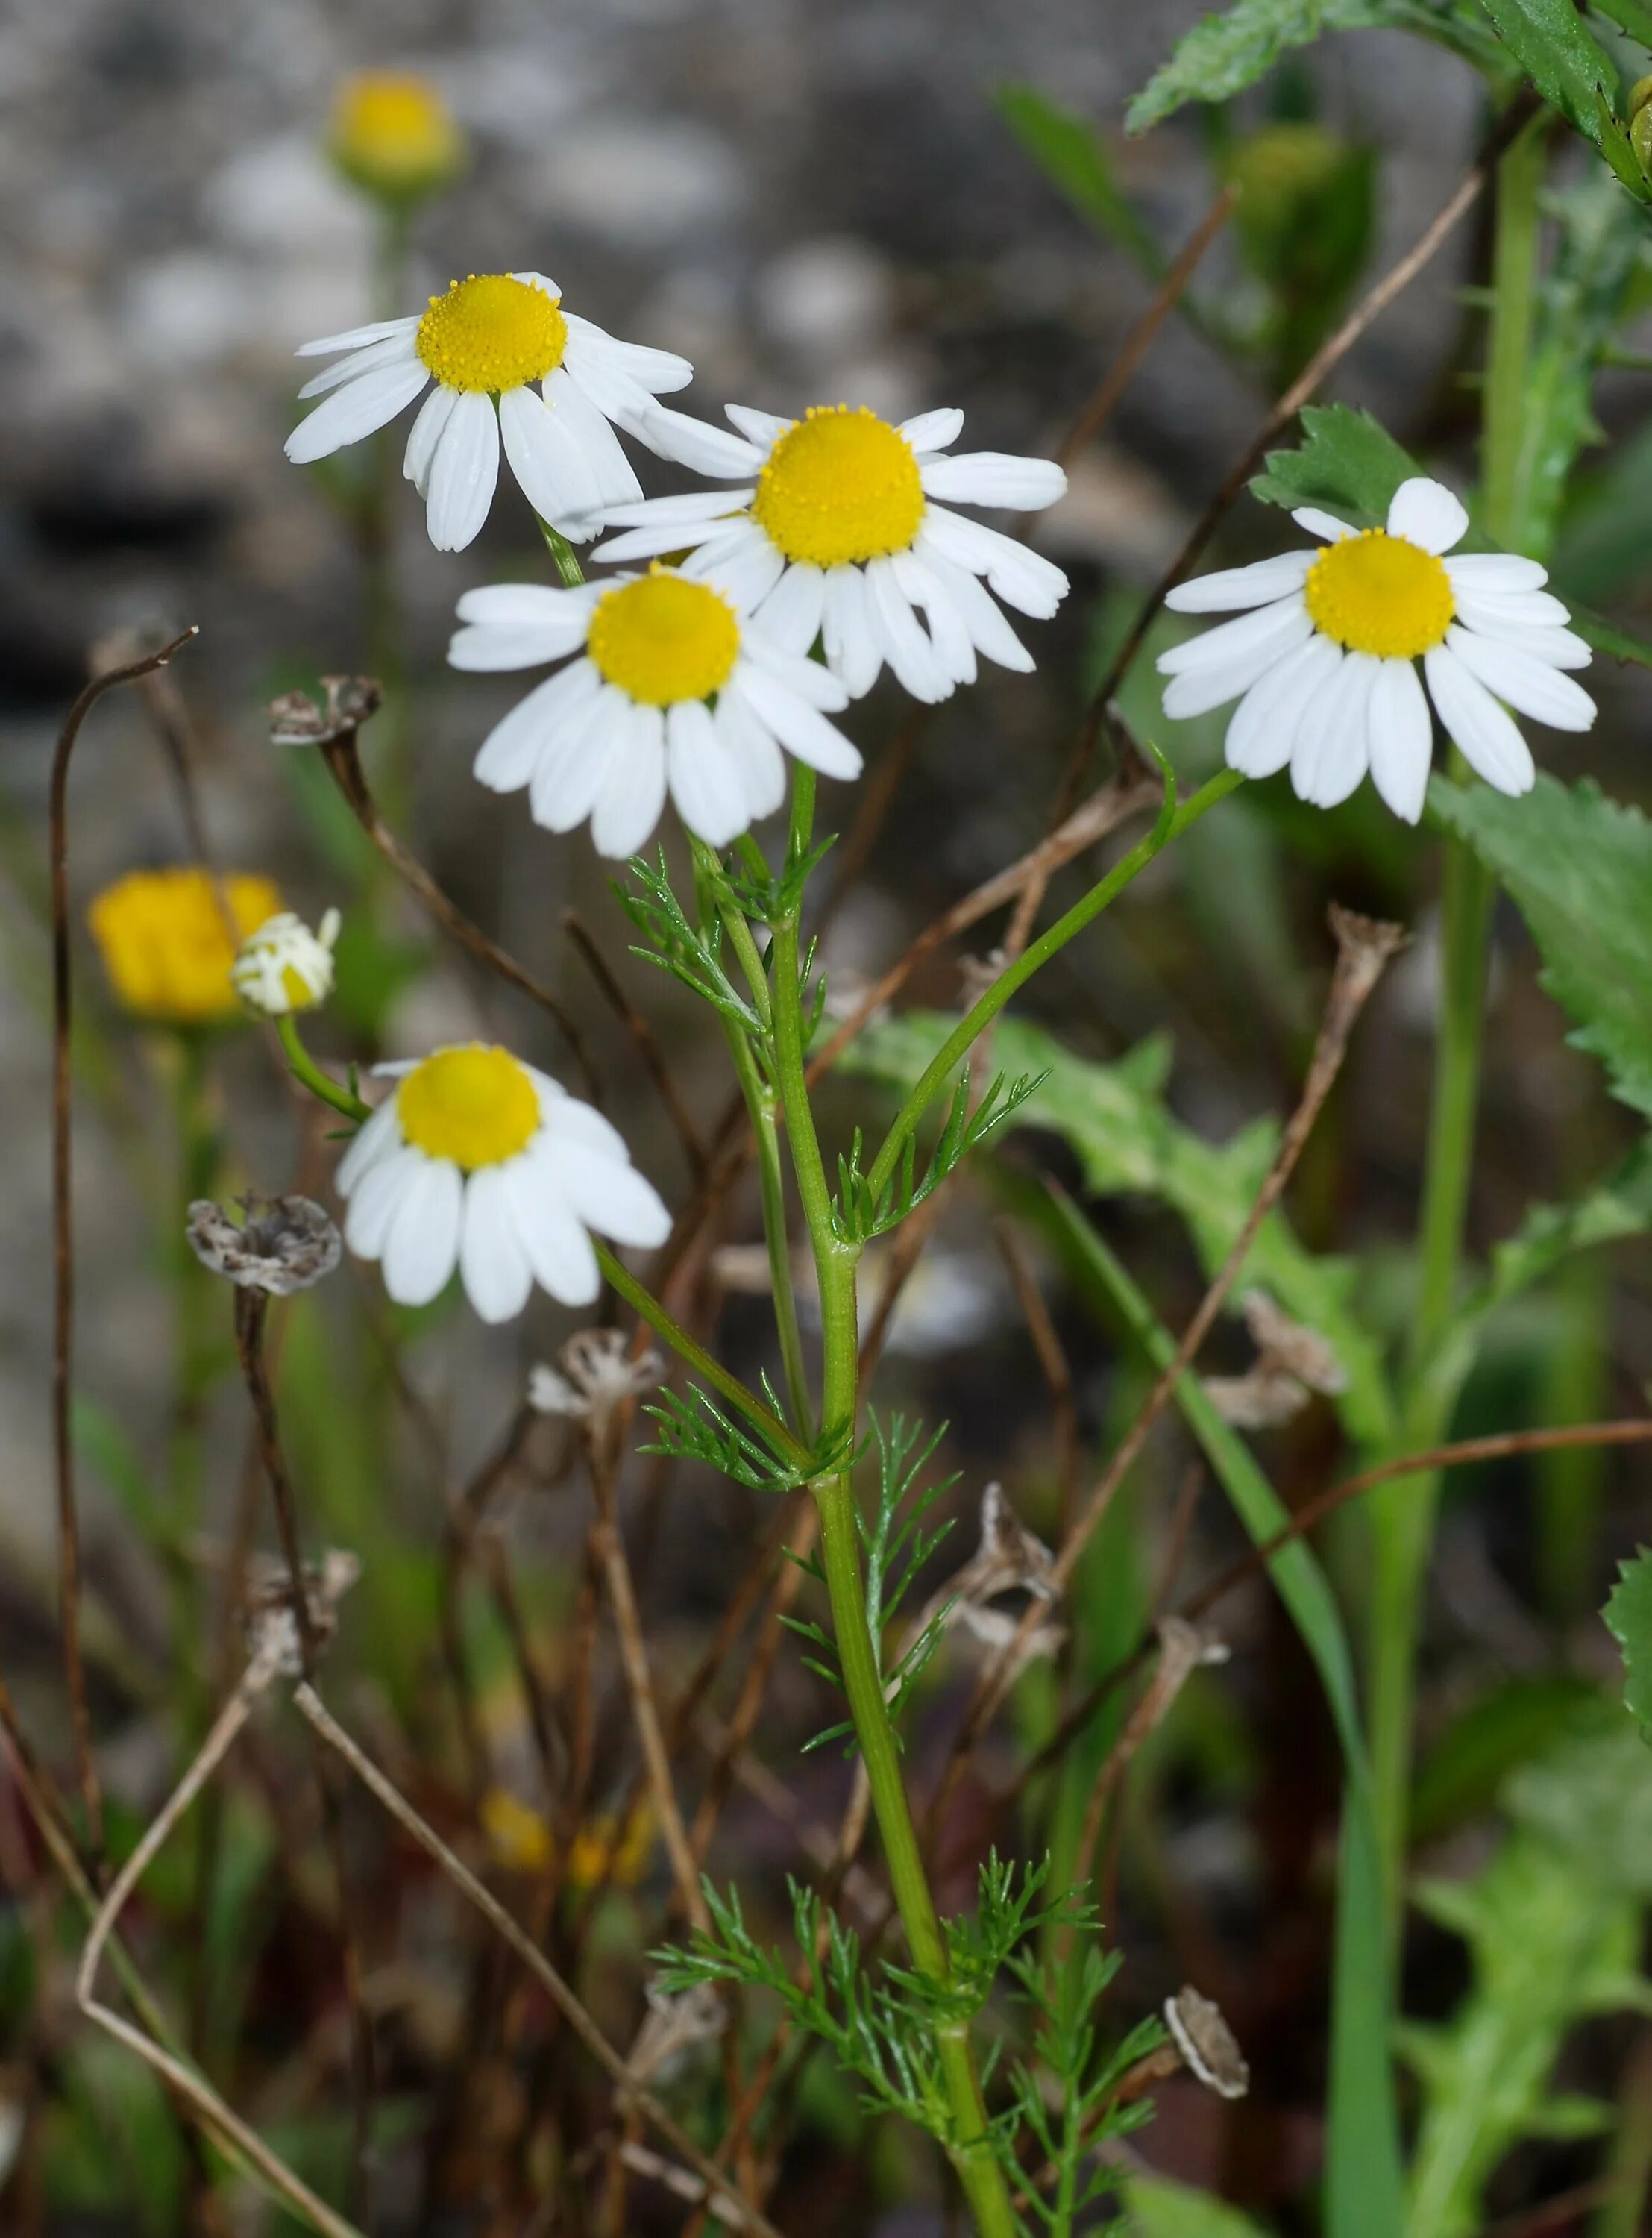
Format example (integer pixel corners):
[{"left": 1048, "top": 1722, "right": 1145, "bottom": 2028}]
[
  {"left": 1304, "top": 529, "right": 1454, "bottom": 660},
  {"left": 89, "top": 868, "right": 281, "bottom": 1026},
  {"left": 586, "top": 568, "right": 741, "bottom": 706},
  {"left": 416, "top": 275, "right": 567, "bottom": 395},
  {"left": 398, "top": 1045, "right": 541, "bottom": 1170},
  {"left": 330, "top": 72, "right": 464, "bottom": 200},
  {"left": 752, "top": 405, "right": 926, "bottom": 568}
]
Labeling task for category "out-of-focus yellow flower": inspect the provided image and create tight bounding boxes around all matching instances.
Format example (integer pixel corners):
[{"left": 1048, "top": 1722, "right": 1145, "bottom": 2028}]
[
  {"left": 89, "top": 869, "right": 283, "bottom": 1026},
  {"left": 329, "top": 72, "right": 464, "bottom": 204},
  {"left": 480, "top": 1789, "right": 655, "bottom": 1888}
]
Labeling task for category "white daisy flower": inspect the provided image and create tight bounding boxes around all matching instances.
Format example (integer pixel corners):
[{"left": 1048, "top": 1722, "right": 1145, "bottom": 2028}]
[
  {"left": 447, "top": 563, "right": 864, "bottom": 856},
  {"left": 336, "top": 1042, "right": 670, "bottom": 1323},
  {"left": 232, "top": 908, "right": 340, "bottom": 1017},
  {"left": 1158, "top": 476, "right": 1596, "bottom": 822},
  {"left": 284, "top": 270, "right": 692, "bottom": 552},
  {"left": 589, "top": 401, "right": 1069, "bottom": 705}
]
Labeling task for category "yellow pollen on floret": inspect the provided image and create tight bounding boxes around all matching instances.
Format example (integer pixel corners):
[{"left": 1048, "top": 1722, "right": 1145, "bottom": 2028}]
[
  {"left": 88, "top": 868, "right": 282, "bottom": 1026},
  {"left": 398, "top": 1044, "right": 540, "bottom": 1170},
  {"left": 1304, "top": 529, "right": 1454, "bottom": 660},
  {"left": 415, "top": 274, "right": 567, "bottom": 394},
  {"left": 329, "top": 72, "right": 463, "bottom": 198},
  {"left": 752, "top": 404, "right": 925, "bottom": 568},
  {"left": 586, "top": 568, "right": 741, "bottom": 706}
]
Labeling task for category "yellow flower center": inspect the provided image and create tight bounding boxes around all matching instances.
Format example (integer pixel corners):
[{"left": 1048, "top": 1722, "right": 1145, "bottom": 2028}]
[
  {"left": 398, "top": 1044, "right": 541, "bottom": 1170},
  {"left": 586, "top": 569, "right": 741, "bottom": 706},
  {"left": 330, "top": 72, "right": 463, "bottom": 197},
  {"left": 1304, "top": 529, "right": 1454, "bottom": 660},
  {"left": 415, "top": 275, "right": 567, "bottom": 395},
  {"left": 88, "top": 868, "right": 281, "bottom": 1026},
  {"left": 752, "top": 405, "right": 926, "bottom": 567}
]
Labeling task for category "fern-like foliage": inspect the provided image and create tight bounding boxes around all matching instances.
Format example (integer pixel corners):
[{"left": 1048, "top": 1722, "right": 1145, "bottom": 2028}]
[
  {"left": 641, "top": 1382, "right": 853, "bottom": 1494},
  {"left": 618, "top": 850, "right": 764, "bottom": 1035},
  {"left": 833, "top": 1068, "right": 1046, "bottom": 1245}
]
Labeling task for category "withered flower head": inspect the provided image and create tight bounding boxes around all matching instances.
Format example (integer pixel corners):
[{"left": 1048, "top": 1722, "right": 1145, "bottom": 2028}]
[
  {"left": 1164, "top": 1984, "right": 1250, "bottom": 2101},
  {"left": 186, "top": 1195, "right": 342, "bottom": 1296},
  {"left": 530, "top": 1328, "right": 663, "bottom": 1430}
]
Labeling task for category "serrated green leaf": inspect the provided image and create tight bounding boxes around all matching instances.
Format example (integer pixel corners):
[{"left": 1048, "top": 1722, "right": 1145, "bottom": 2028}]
[
  {"left": 1250, "top": 401, "right": 1422, "bottom": 523},
  {"left": 1466, "top": 1135, "right": 1652, "bottom": 1321},
  {"left": 1476, "top": 0, "right": 1623, "bottom": 143},
  {"left": 1604, "top": 1546, "right": 1652, "bottom": 1734},
  {"left": 1504, "top": 1703, "right": 1652, "bottom": 1896},
  {"left": 1429, "top": 772, "right": 1652, "bottom": 1120},
  {"left": 1594, "top": 0, "right": 1652, "bottom": 40},
  {"left": 842, "top": 1009, "right": 1394, "bottom": 1444}
]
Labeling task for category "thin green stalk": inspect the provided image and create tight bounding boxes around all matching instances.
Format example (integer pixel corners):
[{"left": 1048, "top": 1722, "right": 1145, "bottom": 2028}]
[
  {"left": 864, "top": 765, "right": 1236, "bottom": 1201},
  {"left": 1368, "top": 112, "right": 1547, "bottom": 1932},
  {"left": 277, "top": 1015, "right": 371, "bottom": 1123},
  {"left": 538, "top": 519, "right": 586, "bottom": 589},
  {"left": 764, "top": 777, "right": 1016, "bottom": 2238},
  {"left": 593, "top": 1241, "right": 800, "bottom": 1458}
]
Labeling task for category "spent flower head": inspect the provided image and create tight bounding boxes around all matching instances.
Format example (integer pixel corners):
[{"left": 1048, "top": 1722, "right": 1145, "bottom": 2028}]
[
  {"left": 328, "top": 70, "right": 465, "bottom": 204},
  {"left": 449, "top": 563, "right": 861, "bottom": 854},
  {"left": 1159, "top": 477, "right": 1595, "bottom": 821},
  {"left": 285, "top": 271, "right": 694, "bottom": 551},
  {"left": 336, "top": 1043, "right": 670, "bottom": 1323},
  {"left": 89, "top": 868, "right": 282, "bottom": 1026},
  {"left": 593, "top": 399, "right": 1069, "bottom": 704},
  {"left": 231, "top": 908, "right": 340, "bottom": 1018},
  {"left": 529, "top": 1328, "right": 663, "bottom": 1430},
  {"left": 186, "top": 1194, "right": 342, "bottom": 1296}
]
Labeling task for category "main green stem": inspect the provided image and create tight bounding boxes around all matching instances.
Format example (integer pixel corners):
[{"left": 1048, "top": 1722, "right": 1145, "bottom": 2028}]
[
  {"left": 1367, "top": 112, "right": 1546, "bottom": 1933},
  {"left": 765, "top": 768, "right": 1014, "bottom": 2236}
]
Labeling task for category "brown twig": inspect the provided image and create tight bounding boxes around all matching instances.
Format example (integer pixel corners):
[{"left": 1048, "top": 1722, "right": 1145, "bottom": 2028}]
[
  {"left": 817, "top": 705, "right": 933, "bottom": 935},
  {"left": 563, "top": 908, "right": 709, "bottom": 1176},
  {"left": 993, "top": 1217, "right": 1081, "bottom": 1542},
  {"left": 51, "top": 622, "right": 199, "bottom": 1856},
  {"left": 294, "top": 1682, "right": 787, "bottom": 2238}
]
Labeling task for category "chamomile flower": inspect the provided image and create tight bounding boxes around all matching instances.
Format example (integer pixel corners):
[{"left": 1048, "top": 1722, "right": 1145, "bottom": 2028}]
[
  {"left": 232, "top": 908, "right": 340, "bottom": 1018},
  {"left": 591, "top": 401, "right": 1069, "bottom": 704},
  {"left": 1158, "top": 477, "right": 1595, "bottom": 821},
  {"left": 336, "top": 1043, "right": 670, "bottom": 1323},
  {"left": 448, "top": 563, "right": 863, "bottom": 855},
  {"left": 328, "top": 72, "right": 465, "bottom": 204},
  {"left": 284, "top": 271, "right": 692, "bottom": 551}
]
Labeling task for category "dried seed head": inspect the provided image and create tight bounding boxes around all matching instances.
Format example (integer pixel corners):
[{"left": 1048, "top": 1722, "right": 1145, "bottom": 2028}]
[
  {"left": 268, "top": 675, "right": 383, "bottom": 747},
  {"left": 1327, "top": 902, "right": 1408, "bottom": 1007},
  {"left": 1202, "top": 1367, "right": 1312, "bottom": 1429},
  {"left": 946, "top": 1484, "right": 1065, "bottom": 1670},
  {"left": 530, "top": 1328, "right": 663, "bottom": 1430},
  {"left": 186, "top": 1195, "right": 341, "bottom": 1295},
  {"left": 243, "top": 1549, "right": 361, "bottom": 1676},
  {"left": 629, "top": 1979, "right": 726, "bottom": 2082},
  {"left": 1240, "top": 1288, "right": 1348, "bottom": 1395},
  {"left": 1164, "top": 1984, "right": 1249, "bottom": 2100}
]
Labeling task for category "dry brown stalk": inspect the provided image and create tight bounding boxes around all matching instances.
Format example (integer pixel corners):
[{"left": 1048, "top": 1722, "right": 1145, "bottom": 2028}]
[{"left": 564, "top": 906, "right": 710, "bottom": 1176}]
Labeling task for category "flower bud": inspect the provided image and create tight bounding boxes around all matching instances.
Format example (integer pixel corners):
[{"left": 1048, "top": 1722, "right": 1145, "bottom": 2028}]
[
  {"left": 231, "top": 909, "right": 340, "bottom": 1018},
  {"left": 1629, "top": 74, "right": 1652, "bottom": 120},
  {"left": 1633, "top": 100, "right": 1652, "bottom": 178},
  {"left": 328, "top": 71, "right": 464, "bottom": 206}
]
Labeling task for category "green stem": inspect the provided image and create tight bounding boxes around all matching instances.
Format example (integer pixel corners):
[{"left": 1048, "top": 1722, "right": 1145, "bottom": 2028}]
[
  {"left": 865, "top": 765, "right": 1235, "bottom": 1200},
  {"left": 538, "top": 519, "right": 586, "bottom": 589},
  {"left": 1367, "top": 111, "right": 1547, "bottom": 1937},
  {"left": 764, "top": 782, "right": 1016, "bottom": 2238},
  {"left": 593, "top": 1241, "right": 801, "bottom": 1459},
  {"left": 277, "top": 1015, "right": 371, "bottom": 1123}
]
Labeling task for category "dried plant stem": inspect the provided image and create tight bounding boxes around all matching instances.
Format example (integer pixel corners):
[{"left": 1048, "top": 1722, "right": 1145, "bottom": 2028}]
[
  {"left": 563, "top": 907, "right": 709, "bottom": 1176},
  {"left": 292, "top": 1682, "right": 787, "bottom": 2238},
  {"left": 51, "top": 622, "right": 199, "bottom": 1857}
]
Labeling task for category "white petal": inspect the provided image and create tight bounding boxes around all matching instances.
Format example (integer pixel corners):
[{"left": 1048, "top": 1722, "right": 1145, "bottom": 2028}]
[
  {"left": 1156, "top": 596, "right": 1310, "bottom": 677},
  {"left": 1165, "top": 551, "right": 1315, "bottom": 614},
  {"left": 1444, "top": 625, "right": 1595, "bottom": 733},
  {"left": 543, "top": 1090, "right": 630, "bottom": 1162},
  {"left": 295, "top": 316, "right": 420, "bottom": 358},
  {"left": 920, "top": 451, "right": 1066, "bottom": 510},
  {"left": 899, "top": 407, "right": 964, "bottom": 454},
  {"left": 915, "top": 506, "right": 1068, "bottom": 618},
  {"left": 336, "top": 1097, "right": 403, "bottom": 1197},
  {"left": 822, "top": 565, "right": 883, "bottom": 697},
  {"left": 732, "top": 666, "right": 863, "bottom": 781},
  {"left": 530, "top": 685, "right": 627, "bottom": 832},
  {"left": 474, "top": 662, "right": 604, "bottom": 792},
  {"left": 590, "top": 704, "right": 667, "bottom": 857},
  {"left": 562, "top": 314, "right": 693, "bottom": 396},
  {"left": 739, "top": 633, "right": 850, "bottom": 712},
  {"left": 1291, "top": 651, "right": 1375, "bottom": 809},
  {"left": 715, "top": 692, "right": 788, "bottom": 821},
  {"left": 1449, "top": 586, "right": 1571, "bottom": 636},
  {"left": 382, "top": 1157, "right": 463, "bottom": 1308},
  {"left": 753, "top": 561, "right": 826, "bottom": 654},
  {"left": 726, "top": 404, "right": 792, "bottom": 445},
  {"left": 404, "top": 384, "right": 458, "bottom": 496},
  {"left": 285, "top": 360, "right": 430, "bottom": 464},
  {"left": 426, "top": 391, "right": 500, "bottom": 551},
  {"left": 298, "top": 332, "right": 420, "bottom": 399},
  {"left": 540, "top": 1141, "right": 671, "bottom": 1249},
  {"left": 1445, "top": 553, "right": 1548, "bottom": 592},
  {"left": 594, "top": 518, "right": 726, "bottom": 565},
  {"left": 344, "top": 1144, "right": 422, "bottom": 1259},
  {"left": 1386, "top": 477, "right": 1468, "bottom": 554},
  {"left": 909, "top": 545, "right": 1034, "bottom": 671},
  {"left": 1292, "top": 507, "right": 1356, "bottom": 544},
  {"left": 684, "top": 520, "right": 785, "bottom": 611},
  {"left": 1423, "top": 642, "right": 1535, "bottom": 795},
  {"left": 865, "top": 557, "right": 950, "bottom": 703},
  {"left": 667, "top": 698, "right": 748, "bottom": 844},
  {"left": 637, "top": 403, "right": 764, "bottom": 478},
  {"left": 1366, "top": 658, "right": 1433, "bottom": 824},
  {"left": 599, "top": 488, "right": 756, "bottom": 530},
  {"left": 449, "top": 586, "right": 594, "bottom": 671},
  {"left": 1487, "top": 624, "right": 1592, "bottom": 671},
  {"left": 1222, "top": 635, "right": 1340, "bottom": 780},
  {"left": 459, "top": 1165, "right": 534, "bottom": 1323},
  {"left": 499, "top": 385, "right": 604, "bottom": 531},
  {"left": 891, "top": 551, "right": 976, "bottom": 688},
  {"left": 543, "top": 368, "right": 644, "bottom": 512},
  {"left": 559, "top": 333, "right": 653, "bottom": 430},
  {"left": 506, "top": 1159, "right": 600, "bottom": 1306}
]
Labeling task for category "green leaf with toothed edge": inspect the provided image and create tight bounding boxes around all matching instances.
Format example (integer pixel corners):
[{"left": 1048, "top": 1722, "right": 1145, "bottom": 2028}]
[
  {"left": 1604, "top": 1546, "right": 1652, "bottom": 1737},
  {"left": 1474, "top": 0, "right": 1626, "bottom": 148}
]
